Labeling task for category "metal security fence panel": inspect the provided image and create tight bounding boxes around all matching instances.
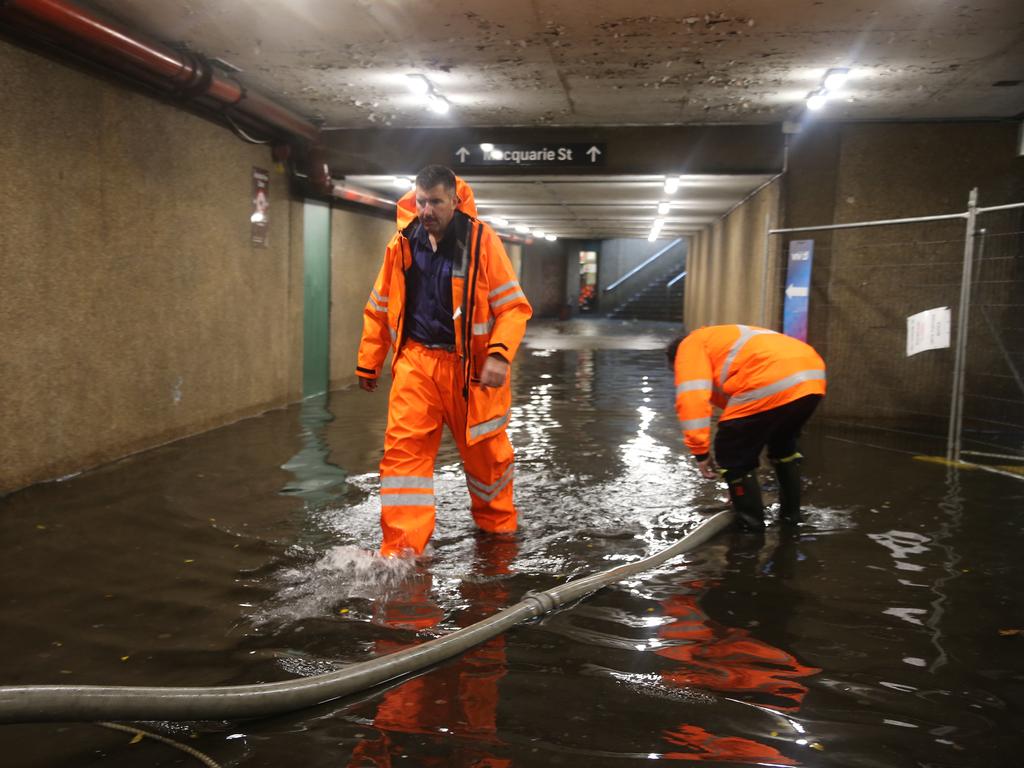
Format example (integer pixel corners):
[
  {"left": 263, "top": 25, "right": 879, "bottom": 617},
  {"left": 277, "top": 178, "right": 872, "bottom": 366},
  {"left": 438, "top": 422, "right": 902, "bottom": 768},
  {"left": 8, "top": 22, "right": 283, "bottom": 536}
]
[
  {"left": 962, "top": 208, "right": 1024, "bottom": 463},
  {"left": 774, "top": 221, "right": 965, "bottom": 456},
  {"left": 763, "top": 192, "right": 1024, "bottom": 463}
]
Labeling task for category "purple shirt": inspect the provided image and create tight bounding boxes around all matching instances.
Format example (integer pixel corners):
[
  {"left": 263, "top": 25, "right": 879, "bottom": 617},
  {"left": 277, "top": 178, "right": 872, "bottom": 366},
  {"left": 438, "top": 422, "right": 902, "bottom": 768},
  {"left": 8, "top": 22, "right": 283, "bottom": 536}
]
[{"left": 404, "top": 222, "right": 455, "bottom": 346}]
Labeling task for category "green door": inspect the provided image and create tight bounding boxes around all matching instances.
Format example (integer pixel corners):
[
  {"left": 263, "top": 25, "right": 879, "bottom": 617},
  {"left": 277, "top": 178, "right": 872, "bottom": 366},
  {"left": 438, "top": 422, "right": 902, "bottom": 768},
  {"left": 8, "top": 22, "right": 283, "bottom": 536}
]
[{"left": 302, "top": 200, "right": 331, "bottom": 397}]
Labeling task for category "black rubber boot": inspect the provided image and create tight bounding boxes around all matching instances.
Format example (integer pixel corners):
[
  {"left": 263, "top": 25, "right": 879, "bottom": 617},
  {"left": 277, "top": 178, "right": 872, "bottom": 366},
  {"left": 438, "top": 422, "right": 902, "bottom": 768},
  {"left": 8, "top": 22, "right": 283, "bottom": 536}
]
[
  {"left": 726, "top": 470, "right": 765, "bottom": 532},
  {"left": 773, "top": 453, "right": 803, "bottom": 525}
]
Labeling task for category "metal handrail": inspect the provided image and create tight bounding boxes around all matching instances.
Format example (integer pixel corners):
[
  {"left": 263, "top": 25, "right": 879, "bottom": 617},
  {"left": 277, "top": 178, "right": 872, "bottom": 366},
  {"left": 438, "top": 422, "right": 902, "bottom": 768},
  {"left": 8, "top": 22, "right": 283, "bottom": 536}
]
[
  {"left": 603, "top": 238, "right": 684, "bottom": 293},
  {"left": 666, "top": 270, "right": 687, "bottom": 289}
]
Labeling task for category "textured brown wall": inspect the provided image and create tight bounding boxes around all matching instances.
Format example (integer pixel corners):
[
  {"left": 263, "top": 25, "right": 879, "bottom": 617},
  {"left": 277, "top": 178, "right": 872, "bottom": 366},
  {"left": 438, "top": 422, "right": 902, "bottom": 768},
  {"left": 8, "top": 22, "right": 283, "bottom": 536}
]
[
  {"left": 794, "top": 122, "right": 1024, "bottom": 424},
  {"left": 685, "top": 178, "right": 783, "bottom": 330},
  {"left": 329, "top": 207, "right": 396, "bottom": 388},
  {"left": 520, "top": 238, "right": 569, "bottom": 318},
  {"left": 0, "top": 42, "right": 302, "bottom": 495}
]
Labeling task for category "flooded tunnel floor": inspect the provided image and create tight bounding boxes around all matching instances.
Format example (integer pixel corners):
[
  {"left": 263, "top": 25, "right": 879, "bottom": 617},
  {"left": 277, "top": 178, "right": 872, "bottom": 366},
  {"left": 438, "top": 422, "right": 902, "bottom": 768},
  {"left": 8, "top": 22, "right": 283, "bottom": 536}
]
[{"left": 1, "top": 319, "right": 1023, "bottom": 766}]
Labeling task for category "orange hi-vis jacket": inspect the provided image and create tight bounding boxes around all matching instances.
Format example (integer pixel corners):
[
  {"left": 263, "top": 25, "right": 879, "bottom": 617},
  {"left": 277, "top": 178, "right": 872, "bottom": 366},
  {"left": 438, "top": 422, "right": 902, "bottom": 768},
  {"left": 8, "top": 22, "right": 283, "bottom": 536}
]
[
  {"left": 356, "top": 177, "right": 533, "bottom": 447},
  {"left": 674, "top": 324, "right": 826, "bottom": 456}
]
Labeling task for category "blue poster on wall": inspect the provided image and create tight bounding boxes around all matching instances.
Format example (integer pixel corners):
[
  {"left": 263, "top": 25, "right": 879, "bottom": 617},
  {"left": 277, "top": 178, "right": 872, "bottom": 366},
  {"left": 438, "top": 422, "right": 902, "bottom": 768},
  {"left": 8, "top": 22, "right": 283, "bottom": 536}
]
[{"left": 783, "top": 239, "right": 814, "bottom": 341}]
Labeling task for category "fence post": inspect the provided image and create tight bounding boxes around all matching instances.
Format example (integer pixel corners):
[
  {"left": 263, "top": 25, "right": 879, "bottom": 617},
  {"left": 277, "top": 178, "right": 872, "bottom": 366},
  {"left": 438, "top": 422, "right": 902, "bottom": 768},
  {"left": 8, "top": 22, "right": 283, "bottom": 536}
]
[
  {"left": 947, "top": 188, "right": 978, "bottom": 463},
  {"left": 759, "top": 213, "right": 772, "bottom": 327}
]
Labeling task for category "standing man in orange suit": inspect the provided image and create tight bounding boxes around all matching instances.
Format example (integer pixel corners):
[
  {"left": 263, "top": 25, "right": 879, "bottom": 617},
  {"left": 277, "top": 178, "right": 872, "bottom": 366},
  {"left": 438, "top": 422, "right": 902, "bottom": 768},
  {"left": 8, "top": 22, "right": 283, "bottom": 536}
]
[
  {"left": 357, "top": 165, "right": 532, "bottom": 557},
  {"left": 667, "top": 325, "right": 826, "bottom": 530}
]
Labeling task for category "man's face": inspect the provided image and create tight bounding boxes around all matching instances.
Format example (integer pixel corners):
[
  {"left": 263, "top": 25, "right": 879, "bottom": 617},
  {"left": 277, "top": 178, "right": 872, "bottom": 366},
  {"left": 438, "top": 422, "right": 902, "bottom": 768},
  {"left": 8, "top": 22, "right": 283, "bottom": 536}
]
[{"left": 415, "top": 183, "right": 457, "bottom": 238}]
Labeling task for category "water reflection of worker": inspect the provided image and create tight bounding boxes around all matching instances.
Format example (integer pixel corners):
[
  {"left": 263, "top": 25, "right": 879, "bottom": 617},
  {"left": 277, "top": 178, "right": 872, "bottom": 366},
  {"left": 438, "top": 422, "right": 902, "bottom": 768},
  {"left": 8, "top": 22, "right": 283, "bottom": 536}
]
[
  {"left": 348, "top": 534, "right": 517, "bottom": 767},
  {"left": 655, "top": 579, "right": 818, "bottom": 713},
  {"left": 653, "top": 562, "right": 817, "bottom": 764},
  {"left": 666, "top": 325, "right": 826, "bottom": 530},
  {"left": 357, "top": 165, "right": 532, "bottom": 558}
]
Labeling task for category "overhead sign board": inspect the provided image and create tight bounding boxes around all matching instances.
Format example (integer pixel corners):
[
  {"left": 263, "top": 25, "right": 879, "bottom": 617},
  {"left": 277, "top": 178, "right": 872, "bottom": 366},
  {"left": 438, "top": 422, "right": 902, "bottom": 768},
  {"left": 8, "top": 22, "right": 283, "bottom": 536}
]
[
  {"left": 453, "top": 143, "right": 606, "bottom": 167},
  {"left": 783, "top": 239, "right": 813, "bottom": 341}
]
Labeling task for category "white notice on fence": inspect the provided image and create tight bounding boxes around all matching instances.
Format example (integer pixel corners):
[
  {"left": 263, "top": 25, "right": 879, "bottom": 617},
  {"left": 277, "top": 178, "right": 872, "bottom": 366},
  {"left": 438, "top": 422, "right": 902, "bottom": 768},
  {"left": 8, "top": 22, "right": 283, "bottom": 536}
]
[{"left": 906, "top": 306, "right": 951, "bottom": 356}]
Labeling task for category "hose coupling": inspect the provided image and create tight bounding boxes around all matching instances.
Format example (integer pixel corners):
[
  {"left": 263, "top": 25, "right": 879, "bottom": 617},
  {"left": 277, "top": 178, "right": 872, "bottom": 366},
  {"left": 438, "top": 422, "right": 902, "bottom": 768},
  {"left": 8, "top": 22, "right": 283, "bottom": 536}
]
[{"left": 521, "top": 590, "right": 558, "bottom": 617}]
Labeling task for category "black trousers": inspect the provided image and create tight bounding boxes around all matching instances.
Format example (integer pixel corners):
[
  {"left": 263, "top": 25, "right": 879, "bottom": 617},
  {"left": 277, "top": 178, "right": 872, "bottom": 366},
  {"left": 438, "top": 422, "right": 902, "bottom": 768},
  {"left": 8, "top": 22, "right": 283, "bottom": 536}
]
[{"left": 714, "top": 394, "right": 823, "bottom": 475}]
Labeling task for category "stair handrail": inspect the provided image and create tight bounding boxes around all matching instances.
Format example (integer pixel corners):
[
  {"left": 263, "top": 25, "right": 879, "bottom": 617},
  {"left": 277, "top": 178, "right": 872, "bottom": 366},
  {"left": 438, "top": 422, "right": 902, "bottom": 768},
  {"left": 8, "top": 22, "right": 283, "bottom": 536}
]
[
  {"left": 603, "top": 238, "right": 684, "bottom": 293},
  {"left": 666, "top": 270, "right": 687, "bottom": 289}
]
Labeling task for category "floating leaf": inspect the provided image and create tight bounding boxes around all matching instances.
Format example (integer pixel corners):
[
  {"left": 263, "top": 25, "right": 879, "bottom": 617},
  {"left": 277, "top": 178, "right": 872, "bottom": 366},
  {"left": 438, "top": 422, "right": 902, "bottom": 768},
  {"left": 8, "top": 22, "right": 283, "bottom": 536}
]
[
  {"left": 129, "top": 734, "right": 143, "bottom": 745},
  {"left": 183, "top": 559, "right": 194, "bottom": 564},
  {"left": 998, "top": 628, "right": 1021, "bottom": 637},
  {"left": 810, "top": 742, "right": 825, "bottom": 751},
  {"left": 120, "top": 655, "right": 130, "bottom": 662}
]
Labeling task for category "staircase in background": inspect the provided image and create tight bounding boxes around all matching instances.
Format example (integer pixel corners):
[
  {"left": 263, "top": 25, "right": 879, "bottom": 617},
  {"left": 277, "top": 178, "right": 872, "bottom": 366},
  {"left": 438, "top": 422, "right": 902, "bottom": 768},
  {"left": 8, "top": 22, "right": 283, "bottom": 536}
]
[{"left": 609, "top": 270, "right": 685, "bottom": 321}]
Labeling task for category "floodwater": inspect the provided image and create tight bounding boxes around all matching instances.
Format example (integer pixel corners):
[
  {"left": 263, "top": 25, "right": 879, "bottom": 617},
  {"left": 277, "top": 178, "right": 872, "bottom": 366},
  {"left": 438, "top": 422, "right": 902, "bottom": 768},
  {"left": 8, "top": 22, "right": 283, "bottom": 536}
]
[{"left": 1, "top": 319, "right": 1022, "bottom": 767}]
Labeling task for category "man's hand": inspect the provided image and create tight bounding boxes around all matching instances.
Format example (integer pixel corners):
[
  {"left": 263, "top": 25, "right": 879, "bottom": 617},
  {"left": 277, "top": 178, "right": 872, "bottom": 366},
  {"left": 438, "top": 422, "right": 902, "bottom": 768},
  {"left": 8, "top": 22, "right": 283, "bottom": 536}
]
[
  {"left": 479, "top": 354, "right": 509, "bottom": 388},
  {"left": 358, "top": 377, "right": 378, "bottom": 392},
  {"left": 695, "top": 455, "right": 718, "bottom": 480}
]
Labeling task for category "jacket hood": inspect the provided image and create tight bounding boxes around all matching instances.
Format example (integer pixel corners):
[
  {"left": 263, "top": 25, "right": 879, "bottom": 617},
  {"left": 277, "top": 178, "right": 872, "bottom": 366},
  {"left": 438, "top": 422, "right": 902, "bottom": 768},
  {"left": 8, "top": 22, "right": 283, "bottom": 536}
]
[{"left": 395, "top": 176, "right": 478, "bottom": 230}]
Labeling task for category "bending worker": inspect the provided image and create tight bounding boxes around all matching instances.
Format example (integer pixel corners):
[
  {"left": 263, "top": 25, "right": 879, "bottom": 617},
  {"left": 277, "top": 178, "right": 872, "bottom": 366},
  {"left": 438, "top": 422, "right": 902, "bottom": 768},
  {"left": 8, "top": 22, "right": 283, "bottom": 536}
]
[
  {"left": 357, "top": 165, "right": 532, "bottom": 557},
  {"left": 666, "top": 325, "right": 826, "bottom": 530}
]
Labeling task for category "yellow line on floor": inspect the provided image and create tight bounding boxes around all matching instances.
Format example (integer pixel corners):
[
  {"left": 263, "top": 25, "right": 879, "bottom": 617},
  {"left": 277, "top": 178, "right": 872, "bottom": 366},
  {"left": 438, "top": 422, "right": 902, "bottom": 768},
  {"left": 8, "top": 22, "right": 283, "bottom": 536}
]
[{"left": 914, "top": 455, "right": 1024, "bottom": 480}]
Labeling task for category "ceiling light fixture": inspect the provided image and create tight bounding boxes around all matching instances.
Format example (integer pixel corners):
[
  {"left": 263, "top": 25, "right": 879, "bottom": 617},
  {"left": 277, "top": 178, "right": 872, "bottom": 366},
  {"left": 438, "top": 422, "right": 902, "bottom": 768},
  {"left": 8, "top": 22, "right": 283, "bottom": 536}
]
[
  {"left": 427, "top": 93, "right": 450, "bottom": 115},
  {"left": 545, "top": 234, "right": 557, "bottom": 241},
  {"left": 657, "top": 202, "right": 671, "bottom": 215},
  {"left": 664, "top": 177, "right": 680, "bottom": 194},
  {"left": 805, "top": 89, "right": 828, "bottom": 111},
  {"left": 533, "top": 230, "right": 546, "bottom": 239},
  {"left": 514, "top": 224, "right": 530, "bottom": 234},
  {"left": 491, "top": 216, "right": 509, "bottom": 227},
  {"left": 406, "top": 73, "right": 453, "bottom": 116},
  {"left": 823, "top": 67, "right": 850, "bottom": 91},
  {"left": 405, "top": 74, "right": 431, "bottom": 97},
  {"left": 805, "top": 66, "right": 851, "bottom": 114}
]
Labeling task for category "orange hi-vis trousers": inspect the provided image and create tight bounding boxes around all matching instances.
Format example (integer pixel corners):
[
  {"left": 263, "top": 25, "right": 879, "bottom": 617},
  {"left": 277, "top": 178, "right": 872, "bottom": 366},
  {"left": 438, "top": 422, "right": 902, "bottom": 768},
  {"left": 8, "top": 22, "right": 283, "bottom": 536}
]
[{"left": 380, "top": 341, "right": 516, "bottom": 557}]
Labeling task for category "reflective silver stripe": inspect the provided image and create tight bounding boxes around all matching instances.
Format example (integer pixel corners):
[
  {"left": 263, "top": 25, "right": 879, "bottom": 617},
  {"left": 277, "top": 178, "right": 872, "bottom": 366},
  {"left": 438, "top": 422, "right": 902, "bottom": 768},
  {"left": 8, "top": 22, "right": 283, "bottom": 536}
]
[
  {"left": 389, "top": 327, "right": 397, "bottom": 343},
  {"left": 469, "top": 409, "right": 510, "bottom": 440},
  {"left": 728, "top": 369, "right": 826, "bottom": 406},
  {"left": 490, "top": 290, "right": 525, "bottom": 310},
  {"left": 381, "top": 475, "right": 434, "bottom": 490},
  {"left": 488, "top": 280, "right": 518, "bottom": 298},
  {"left": 467, "top": 463, "right": 514, "bottom": 494},
  {"left": 720, "top": 325, "right": 775, "bottom": 386},
  {"left": 372, "top": 289, "right": 388, "bottom": 305},
  {"left": 676, "top": 379, "right": 712, "bottom": 396},
  {"left": 467, "top": 465, "right": 515, "bottom": 502},
  {"left": 380, "top": 494, "right": 434, "bottom": 507},
  {"left": 369, "top": 299, "right": 387, "bottom": 314},
  {"left": 472, "top": 318, "right": 495, "bottom": 335},
  {"left": 679, "top": 417, "right": 711, "bottom": 430}
]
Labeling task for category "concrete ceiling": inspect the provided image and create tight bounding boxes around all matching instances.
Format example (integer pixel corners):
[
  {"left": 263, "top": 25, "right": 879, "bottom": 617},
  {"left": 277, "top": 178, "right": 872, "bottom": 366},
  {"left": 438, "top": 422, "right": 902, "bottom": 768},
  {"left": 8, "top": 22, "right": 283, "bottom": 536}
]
[
  {"left": 79, "top": 0, "right": 1024, "bottom": 240},
  {"left": 85, "top": 0, "right": 1024, "bottom": 128}
]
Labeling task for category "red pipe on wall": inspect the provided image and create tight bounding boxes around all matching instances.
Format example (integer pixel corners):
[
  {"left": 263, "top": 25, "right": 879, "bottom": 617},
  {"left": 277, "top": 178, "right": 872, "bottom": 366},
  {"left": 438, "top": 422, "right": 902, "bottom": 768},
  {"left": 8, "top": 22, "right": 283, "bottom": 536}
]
[{"left": 0, "top": 0, "right": 321, "bottom": 143}]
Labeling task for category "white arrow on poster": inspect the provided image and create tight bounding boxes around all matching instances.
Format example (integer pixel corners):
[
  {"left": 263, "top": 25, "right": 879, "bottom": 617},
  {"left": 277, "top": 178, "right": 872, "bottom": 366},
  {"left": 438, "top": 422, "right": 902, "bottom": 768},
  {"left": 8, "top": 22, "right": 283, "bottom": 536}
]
[
  {"left": 906, "top": 306, "right": 951, "bottom": 357},
  {"left": 455, "top": 147, "right": 470, "bottom": 162}
]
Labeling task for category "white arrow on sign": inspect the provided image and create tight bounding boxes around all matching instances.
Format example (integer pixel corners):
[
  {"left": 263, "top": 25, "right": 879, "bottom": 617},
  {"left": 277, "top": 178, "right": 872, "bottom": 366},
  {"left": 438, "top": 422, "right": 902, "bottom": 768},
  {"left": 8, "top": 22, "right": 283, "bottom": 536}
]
[
  {"left": 786, "top": 284, "right": 809, "bottom": 298},
  {"left": 586, "top": 145, "right": 602, "bottom": 163},
  {"left": 455, "top": 147, "right": 470, "bottom": 163}
]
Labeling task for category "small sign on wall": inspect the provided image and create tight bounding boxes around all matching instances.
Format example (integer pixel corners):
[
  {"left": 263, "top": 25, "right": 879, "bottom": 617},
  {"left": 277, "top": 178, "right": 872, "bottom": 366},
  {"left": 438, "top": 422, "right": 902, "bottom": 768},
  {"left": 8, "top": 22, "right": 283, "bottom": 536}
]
[
  {"left": 783, "top": 239, "right": 813, "bottom": 341},
  {"left": 906, "top": 306, "right": 951, "bottom": 356},
  {"left": 251, "top": 167, "right": 270, "bottom": 247}
]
